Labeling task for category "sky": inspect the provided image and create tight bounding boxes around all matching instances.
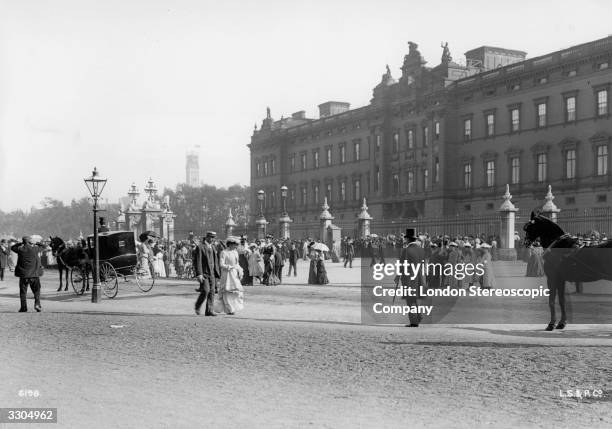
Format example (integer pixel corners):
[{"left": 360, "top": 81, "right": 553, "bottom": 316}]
[{"left": 0, "top": 0, "right": 610, "bottom": 211}]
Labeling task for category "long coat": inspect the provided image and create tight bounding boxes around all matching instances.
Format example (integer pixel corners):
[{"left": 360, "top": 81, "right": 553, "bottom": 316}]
[
  {"left": 11, "top": 243, "right": 44, "bottom": 278},
  {"left": 399, "top": 242, "right": 426, "bottom": 294},
  {"left": 0, "top": 246, "right": 10, "bottom": 269},
  {"left": 193, "top": 242, "right": 221, "bottom": 281}
]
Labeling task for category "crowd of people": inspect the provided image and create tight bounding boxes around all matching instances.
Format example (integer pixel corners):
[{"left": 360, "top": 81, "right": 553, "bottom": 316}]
[{"left": 3, "top": 225, "right": 610, "bottom": 314}]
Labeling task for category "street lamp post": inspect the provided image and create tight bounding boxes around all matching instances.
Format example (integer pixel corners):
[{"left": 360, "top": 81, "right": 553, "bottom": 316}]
[
  {"left": 84, "top": 167, "right": 107, "bottom": 303},
  {"left": 279, "top": 185, "right": 292, "bottom": 239},
  {"left": 256, "top": 189, "right": 267, "bottom": 239}
]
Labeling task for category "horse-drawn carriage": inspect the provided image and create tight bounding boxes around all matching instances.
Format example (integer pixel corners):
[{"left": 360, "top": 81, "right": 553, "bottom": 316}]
[{"left": 52, "top": 231, "right": 156, "bottom": 298}]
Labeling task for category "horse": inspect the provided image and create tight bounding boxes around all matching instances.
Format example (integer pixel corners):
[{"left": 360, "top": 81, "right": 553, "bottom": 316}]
[
  {"left": 48, "top": 236, "right": 91, "bottom": 292},
  {"left": 523, "top": 211, "right": 612, "bottom": 331}
]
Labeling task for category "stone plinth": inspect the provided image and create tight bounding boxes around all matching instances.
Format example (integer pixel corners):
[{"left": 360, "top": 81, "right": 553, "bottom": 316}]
[{"left": 498, "top": 184, "right": 518, "bottom": 261}]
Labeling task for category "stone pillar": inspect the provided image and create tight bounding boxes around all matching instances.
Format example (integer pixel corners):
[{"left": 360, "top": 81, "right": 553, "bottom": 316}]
[
  {"left": 541, "top": 184, "right": 560, "bottom": 223},
  {"left": 319, "top": 197, "right": 334, "bottom": 241},
  {"left": 125, "top": 183, "right": 141, "bottom": 235},
  {"left": 125, "top": 211, "right": 141, "bottom": 236},
  {"left": 357, "top": 197, "right": 373, "bottom": 239},
  {"left": 116, "top": 207, "right": 126, "bottom": 231},
  {"left": 255, "top": 189, "right": 267, "bottom": 240},
  {"left": 278, "top": 185, "right": 292, "bottom": 239},
  {"left": 498, "top": 184, "right": 518, "bottom": 261},
  {"left": 161, "top": 210, "right": 176, "bottom": 242},
  {"left": 256, "top": 217, "right": 268, "bottom": 240},
  {"left": 278, "top": 214, "right": 292, "bottom": 239},
  {"left": 225, "top": 208, "right": 237, "bottom": 238}
]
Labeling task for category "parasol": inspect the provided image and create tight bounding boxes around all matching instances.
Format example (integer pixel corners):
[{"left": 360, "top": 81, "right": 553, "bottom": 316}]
[
  {"left": 31, "top": 234, "right": 43, "bottom": 244},
  {"left": 139, "top": 231, "right": 159, "bottom": 242},
  {"left": 311, "top": 242, "right": 329, "bottom": 252},
  {"left": 369, "top": 233, "right": 379, "bottom": 238}
]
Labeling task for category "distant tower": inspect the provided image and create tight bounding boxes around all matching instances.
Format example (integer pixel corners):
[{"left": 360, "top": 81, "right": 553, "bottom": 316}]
[{"left": 186, "top": 147, "right": 200, "bottom": 186}]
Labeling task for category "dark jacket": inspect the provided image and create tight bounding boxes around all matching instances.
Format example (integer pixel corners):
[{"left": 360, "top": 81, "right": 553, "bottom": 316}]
[
  {"left": 345, "top": 243, "right": 355, "bottom": 257},
  {"left": 11, "top": 243, "right": 44, "bottom": 278},
  {"left": 193, "top": 242, "right": 220, "bottom": 280},
  {"left": 0, "top": 246, "right": 10, "bottom": 269},
  {"left": 288, "top": 248, "right": 298, "bottom": 263},
  {"left": 399, "top": 242, "right": 426, "bottom": 290}
]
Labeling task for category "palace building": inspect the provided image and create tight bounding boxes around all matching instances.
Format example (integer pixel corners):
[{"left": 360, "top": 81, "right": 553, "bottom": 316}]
[{"left": 249, "top": 37, "right": 612, "bottom": 237}]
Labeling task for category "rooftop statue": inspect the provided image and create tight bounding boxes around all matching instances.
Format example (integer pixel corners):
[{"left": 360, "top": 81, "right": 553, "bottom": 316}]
[
  {"left": 441, "top": 42, "right": 452, "bottom": 64},
  {"left": 408, "top": 41, "right": 420, "bottom": 56}
]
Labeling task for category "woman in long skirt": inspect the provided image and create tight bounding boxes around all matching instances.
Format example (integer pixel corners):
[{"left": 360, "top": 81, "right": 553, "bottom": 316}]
[
  {"left": 238, "top": 243, "right": 252, "bottom": 285},
  {"left": 307, "top": 245, "right": 318, "bottom": 285},
  {"left": 476, "top": 245, "right": 496, "bottom": 289},
  {"left": 461, "top": 244, "right": 475, "bottom": 287},
  {"left": 525, "top": 242, "right": 545, "bottom": 277},
  {"left": 247, "top": 244, "right": 264, "bottom": 284},
  {"left": 214, "top": 237, "right": 244, "bottom": 315},
  {"left": 315, "top": 250, "right": 329, "bottom": 285},
  {"left": 153, "top": 245, "right": 166, "bottom": 277}
]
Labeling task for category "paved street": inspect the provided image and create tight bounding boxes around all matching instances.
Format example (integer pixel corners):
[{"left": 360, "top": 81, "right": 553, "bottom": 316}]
[{"left": 1, "top": 259, "right": 611, "bottom": 428}]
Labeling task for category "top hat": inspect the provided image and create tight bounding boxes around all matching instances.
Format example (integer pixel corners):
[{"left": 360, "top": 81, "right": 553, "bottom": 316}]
[{"left": 405, "top": 228, "right": 417, "bottom": 240}]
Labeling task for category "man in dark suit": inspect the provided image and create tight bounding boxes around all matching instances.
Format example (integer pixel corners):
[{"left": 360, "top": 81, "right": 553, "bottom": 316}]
[
  {"left": 0, "top": 239, "right": 10, "bottom": 281},
  {"left": 98, "top": 217, "right": 110, "bottom": 233},
  {"left": 11, "top": 236, "right": 44, "bottom": 312},
  {"left": 399, "top": 228, "right": 426, "bottom": 327},
  {"left": 194, "top": 231, "right": 221, "bottom": 316},
  {"left": 343, "top": 238, "right": 355, "bottom": 268},
  {"left": 287, "top": 242, "right": 298, "bottom": 277}
]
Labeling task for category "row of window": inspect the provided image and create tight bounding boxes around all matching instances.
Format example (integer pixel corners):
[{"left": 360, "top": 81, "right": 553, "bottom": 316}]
[
  {"left": 261, "top": 180, "right": 364, "bottom": 208},
  {"left": 463, "top": 88, "right": 609, "bottom": 140},
  {"left": 288, "top": 124, "right": 443, "bottom": 173},
  {"left": 255, "top": 158, "right": 276, "bottom": 177},
  {"left": 462, "top": 145, "right": 609, "bottom": 189},
  {"left": 377, "top": 158, "right": 441, "bottom": 195},
  {"left": 290, "top": 141, "right": 362, "bottom": 172},
  {"left": 388, "top": 122, "right": 442, "bottom": 153}
]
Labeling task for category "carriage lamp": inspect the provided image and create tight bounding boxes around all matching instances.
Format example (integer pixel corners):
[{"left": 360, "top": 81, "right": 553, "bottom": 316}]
[{"left": 84, "top": 167, "right": 107, "bottom": 303}]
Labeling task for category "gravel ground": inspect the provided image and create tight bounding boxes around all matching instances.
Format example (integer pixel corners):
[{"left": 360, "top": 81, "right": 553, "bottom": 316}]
[
  {"left": 1, "top": 312, "right": 611, "bottom": 429},
  {"left": 1, "top": 259, "right": 611, "bottom": 428}
]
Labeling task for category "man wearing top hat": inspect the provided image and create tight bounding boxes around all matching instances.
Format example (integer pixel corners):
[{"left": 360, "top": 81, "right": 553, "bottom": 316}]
[
  {"left": 98, "top": 217, "right": 110, "bottom": 233},
  {"left": 399, "top": 228, "right": 426, "bottom": 327},
  {"left": 194, "top": 231, "right": 221, "bottom": 316}
]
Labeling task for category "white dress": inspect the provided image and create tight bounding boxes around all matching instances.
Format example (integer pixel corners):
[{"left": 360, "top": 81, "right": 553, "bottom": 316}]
[
  {"left": 153, "top": 251, "right": 166, "bottom": 277},
  {"left": 215, "top": 249, "right": 244, "bottom": 314}
]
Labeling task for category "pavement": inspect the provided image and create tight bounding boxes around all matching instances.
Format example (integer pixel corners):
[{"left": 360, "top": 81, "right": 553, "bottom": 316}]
[
  {"left": 0, "top": 259, "right": 611, "bottom": 428},
  {"left": 1, "top": 258, "right": 610, "bottom": 338}
]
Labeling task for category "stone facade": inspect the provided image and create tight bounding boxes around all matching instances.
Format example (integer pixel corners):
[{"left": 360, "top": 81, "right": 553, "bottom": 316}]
[{"left": 249, "top": 37, "right": 612, "bottom": 238}]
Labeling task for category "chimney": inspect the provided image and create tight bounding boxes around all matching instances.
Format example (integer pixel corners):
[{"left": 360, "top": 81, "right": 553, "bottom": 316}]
[
  {"left": 318, "top": 101, "right": 350, "bottom": 118},
  {"left": 292, "top": 111, "right": 306, "bottom": 119}
]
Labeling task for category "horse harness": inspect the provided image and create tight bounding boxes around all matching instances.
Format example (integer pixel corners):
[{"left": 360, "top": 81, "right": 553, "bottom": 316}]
[{"left": 545, "top": 234, "right": 611, "bottom": 279}]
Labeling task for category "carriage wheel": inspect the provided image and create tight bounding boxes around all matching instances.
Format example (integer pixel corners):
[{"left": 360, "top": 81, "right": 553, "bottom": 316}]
[
  {"left": 70, "top": 267, "right": 86, "bottom": 295},
  {"left": 99, "top": 262, "right": 118, "bottom": 299},
  {"left": 135, "top": 262, "right": 155, "bottom": 292}
]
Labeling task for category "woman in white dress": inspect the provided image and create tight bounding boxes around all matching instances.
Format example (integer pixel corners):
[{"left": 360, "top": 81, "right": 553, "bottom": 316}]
[
  {"left": 153, "top": 245, "right": 166, "bottom": 278},
  {"left": 248, "top": 243, "right": 264, "bottom": 284},
  {"left": 215, "top": 237, "right": 244, "bottom": 315}
]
